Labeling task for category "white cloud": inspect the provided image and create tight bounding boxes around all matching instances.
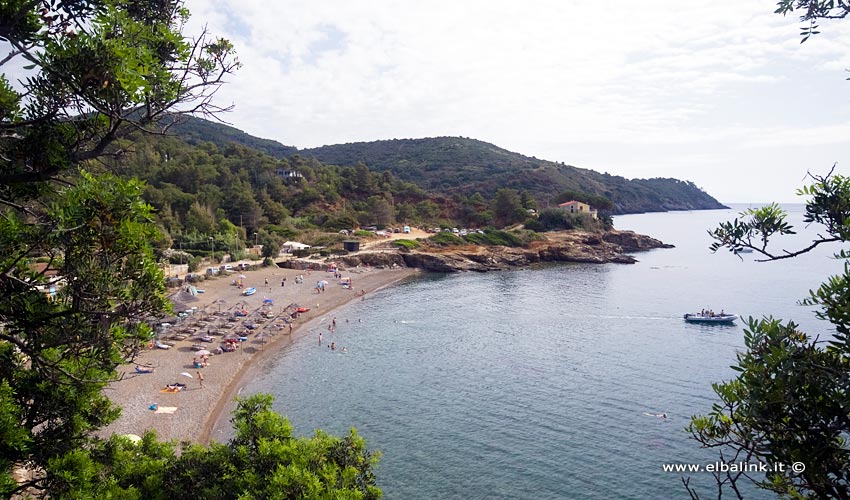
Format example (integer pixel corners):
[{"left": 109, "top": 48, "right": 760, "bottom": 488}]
[{"left": 179, "top": 0, "right": 850, "bottom": 202}]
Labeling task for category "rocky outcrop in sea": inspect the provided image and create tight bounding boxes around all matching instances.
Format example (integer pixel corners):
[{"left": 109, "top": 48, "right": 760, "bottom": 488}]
[{"left": 281, "top": 230, "right": 673, "bottom": 273}]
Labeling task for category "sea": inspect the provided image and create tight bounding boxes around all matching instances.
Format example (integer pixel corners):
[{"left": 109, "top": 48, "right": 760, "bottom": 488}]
[{"left": 237, "top": 204, "right": 840, "bottom": 499}]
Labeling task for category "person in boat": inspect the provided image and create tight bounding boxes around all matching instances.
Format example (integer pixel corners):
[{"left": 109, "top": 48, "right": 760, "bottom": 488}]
[{"left": 720, "top": 309, "right": 725, "bottom": 315}]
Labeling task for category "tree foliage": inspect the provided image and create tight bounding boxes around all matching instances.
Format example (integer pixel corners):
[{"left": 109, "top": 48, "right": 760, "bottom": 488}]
[
  {"left": 0, "top": 2, "right": 377, "bottom": 499},
  {"left": 296, "top": 137, "right": 724, "bottom": 214},
  {"left": 40, "top": 394, "right": 382, "bottom": 499}
]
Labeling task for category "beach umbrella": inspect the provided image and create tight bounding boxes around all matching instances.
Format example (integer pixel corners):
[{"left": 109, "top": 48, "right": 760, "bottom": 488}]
[
  {"left": 194, "top": 349, "right": 211, "bottom": 356},
  {"left": 237, "top": 274, "right": 247, "bottom": 279},
  {"left": 179, "top": 372, "right": 193, "bottom": 378}
]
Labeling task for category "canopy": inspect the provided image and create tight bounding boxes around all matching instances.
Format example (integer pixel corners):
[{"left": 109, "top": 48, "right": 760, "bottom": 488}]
[{"left": 194, "top": 349, "right": 211, "bottom": 356}]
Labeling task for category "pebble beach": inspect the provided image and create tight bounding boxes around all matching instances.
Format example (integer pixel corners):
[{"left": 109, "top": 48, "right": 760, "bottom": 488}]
[{"left": 101, "top": 262, "right": 418, "bottom": 444}]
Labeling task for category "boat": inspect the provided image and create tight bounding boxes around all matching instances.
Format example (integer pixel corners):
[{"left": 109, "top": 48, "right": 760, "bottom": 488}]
[
  {"left": 683, "top": 312, "right": 737, "bottom": 324},
  {"left": 243, "top": 287, "right": 256, "bottom": 296}
]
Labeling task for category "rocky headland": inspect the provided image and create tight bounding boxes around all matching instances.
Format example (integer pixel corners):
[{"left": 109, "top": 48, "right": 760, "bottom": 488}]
[{"left": 282, "top": 230, "right": 673, "bottom": 273}]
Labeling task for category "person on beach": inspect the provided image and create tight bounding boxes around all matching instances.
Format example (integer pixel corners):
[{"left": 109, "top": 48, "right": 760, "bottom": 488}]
[
  {"left": 289, "top": 324, "right": 293, "bottom": 334},
  {"left": 197, "top": 371, "right": 204, "bottom": 388},
  {"left": 265, "top": 278, "right": 269, "bottom": 286}
]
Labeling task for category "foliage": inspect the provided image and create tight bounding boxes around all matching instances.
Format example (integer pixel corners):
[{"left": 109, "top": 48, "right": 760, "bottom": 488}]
[
  {"left": 690, "top": 171, "right": 850, "bottom": 499},
  {"left": 775, "top": 0, "right": 850, "bottom": 42},
  {"left": 0, "top": 172, "right": 169, "bottom": 496},
  {"left": 553, "top": 190, "right": 615, "bottom": 211},
  {"left": 40, "top": 394, "right": 381, "bottom": 499},
  {"left": 533, "top": 208, "right": 605, "bottom": 232},
  {"left": 394, "top": 239, "right": 420, "bottom": 250},
  {"left": 464, "top": 230, "right": 525, "bottom": 247},
  {"left": 428, "top": 232, "right": 466, "bottom": 246},
  {"left": 491, "top": 189, "right": 526, "bottom": 227},
  {"left": 0, "top": 0, "right": 240, "bottom": 196},
  {"left": 298, "top": 137, "right": 726, "bottom": 214}
]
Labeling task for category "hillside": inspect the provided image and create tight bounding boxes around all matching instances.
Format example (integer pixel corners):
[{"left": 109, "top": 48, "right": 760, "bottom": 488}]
[
  {"left": 300, "top": 137, "right": 725, "bottom": 214},
  {"left": 169, "top": 116, "right": 299, "bottom": 158},
  {"left": 160, "top": 117, "right": 725, "bottom": 215}
]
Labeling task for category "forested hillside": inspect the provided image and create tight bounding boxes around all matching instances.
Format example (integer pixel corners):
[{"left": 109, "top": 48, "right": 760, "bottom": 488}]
[
  {"left": 100, "top": 119, "right": 727, "bottom": 261},
  {"left": 300, "top": 137, "right": 726, "bottom": 213},
  {"left": 162, "top": 118, "right": 726, "bottom": 214}
]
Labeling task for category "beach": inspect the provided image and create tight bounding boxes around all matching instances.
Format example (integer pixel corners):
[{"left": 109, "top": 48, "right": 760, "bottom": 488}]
[{"left": 101, "top": 262, "right": 418, "bottom": 444}]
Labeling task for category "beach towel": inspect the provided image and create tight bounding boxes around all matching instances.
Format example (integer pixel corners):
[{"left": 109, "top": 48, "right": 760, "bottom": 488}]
[
  {"left": 159, "top": 387, "right": 182, "bottom": 393},
  {"left": 154, "top": 406, "right": 177, "bottom": 414}
]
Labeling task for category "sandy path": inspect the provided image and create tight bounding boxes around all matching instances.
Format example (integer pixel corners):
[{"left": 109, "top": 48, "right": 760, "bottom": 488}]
[{"left": 101, "top": 262, "right": 418, "bottom": 443}]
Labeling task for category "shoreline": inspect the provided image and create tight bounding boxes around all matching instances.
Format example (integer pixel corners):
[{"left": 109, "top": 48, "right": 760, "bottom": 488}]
[
  {"left": 100, "top": 264, "right": 419, "bottom": 444},
  {"left": 200, "top": 269, "right": 417, "bottom": 444}
]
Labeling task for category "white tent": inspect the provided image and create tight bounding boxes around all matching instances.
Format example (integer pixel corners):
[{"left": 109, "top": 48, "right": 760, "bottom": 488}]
[{"left": 283, "top": 241, "right": 311, "bottom": 252}]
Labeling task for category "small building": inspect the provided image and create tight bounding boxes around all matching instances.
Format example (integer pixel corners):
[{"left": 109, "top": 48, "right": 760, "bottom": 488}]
[
  {"left": 558, "top": 200, "right": 598, "bottom": 219},
  {"left": 343, "top": 240, "right": 360, "bottom": 252},
  {"left": 282, "top": 241, "right": 311, "bottom": 253}
]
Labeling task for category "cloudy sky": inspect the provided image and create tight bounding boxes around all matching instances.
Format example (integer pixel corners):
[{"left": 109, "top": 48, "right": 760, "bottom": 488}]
[{"left": 182, "top": 0, "right": 850, "bottom": 203}]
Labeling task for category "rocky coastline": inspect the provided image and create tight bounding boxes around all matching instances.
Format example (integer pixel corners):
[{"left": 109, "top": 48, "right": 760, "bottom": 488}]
[{"left": 281, "top": 230, "right": 674, "bottom": 273}]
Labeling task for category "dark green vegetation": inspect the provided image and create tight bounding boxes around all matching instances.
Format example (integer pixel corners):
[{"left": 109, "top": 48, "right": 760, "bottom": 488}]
[
  {"left": 110, "top": 118, "right": 722, "bottom": 254},
  {"left": 56, "top": 395, "right": 380, "bottom": 499},
  {"left": 688, "top": 3, "right": 850, "bottom": 498},
  {"left": 426, "top": 229, "right": 538, "bottom": 248},
  {"left": 170, "top": 116, "right": 299, "bottom": 158},
  {"left": 300, "top": 137, "right": 726, "bottom": 214},
  {"left": 0, "top": 1, "right": 380, "bottom": 498}
]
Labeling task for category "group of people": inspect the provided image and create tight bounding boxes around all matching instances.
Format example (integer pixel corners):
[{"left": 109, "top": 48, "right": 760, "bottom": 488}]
[{"left": 699, "top": 308, "right": 725, "bottom": 317}]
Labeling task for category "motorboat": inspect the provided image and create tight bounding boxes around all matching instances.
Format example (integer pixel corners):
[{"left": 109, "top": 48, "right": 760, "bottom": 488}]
[{"left": 684, "top": 312, "right": 737, "bottom": 324}]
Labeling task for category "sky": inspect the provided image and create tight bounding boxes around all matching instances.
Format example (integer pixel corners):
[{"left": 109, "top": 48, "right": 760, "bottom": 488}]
[{"left": 181, "top": 0, "right": 850, "bottom": 203}]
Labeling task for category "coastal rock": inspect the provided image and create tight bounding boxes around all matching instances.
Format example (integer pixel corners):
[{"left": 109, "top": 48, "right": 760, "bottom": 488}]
[
  {"left": 295, "top": 229, "right": 672, "bottom": 273},
  {"left": 602, "top": 230, "right": 673, "bottom": 252}
]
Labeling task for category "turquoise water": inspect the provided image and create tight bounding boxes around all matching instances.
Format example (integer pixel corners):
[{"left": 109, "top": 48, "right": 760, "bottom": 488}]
[{"left": 240, "top": 205, "right": 839, "bottom": 499}]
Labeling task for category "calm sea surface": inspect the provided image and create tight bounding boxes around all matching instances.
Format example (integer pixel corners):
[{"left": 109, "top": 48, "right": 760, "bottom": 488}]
[{"left": 239, "top": 204, "right": 840, "bottom": 499}]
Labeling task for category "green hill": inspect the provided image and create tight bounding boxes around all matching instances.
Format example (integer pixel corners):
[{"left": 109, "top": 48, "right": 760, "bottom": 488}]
[
  {"left": 158, "top": 117, "right": 725, "bottom": 215},
  {"left": 300, "top": 137, "right": 725, "bottom": 214},
  {"left": 169, "top": 116, "right": 299, "bottom": 158}
]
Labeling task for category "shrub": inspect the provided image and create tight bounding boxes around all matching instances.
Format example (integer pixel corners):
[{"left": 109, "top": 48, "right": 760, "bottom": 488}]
[
  {"left": 394, "top": 239, "right": 420, "bottom": 250},
  {"left": 187, "top": 256, "right": 203, "bottom": 272},
  {"left": 524, "top": 218, "right": 545, "bottom": 232},
  {"left": 429, "top": 232, "right": 465, "bottom": 246}
]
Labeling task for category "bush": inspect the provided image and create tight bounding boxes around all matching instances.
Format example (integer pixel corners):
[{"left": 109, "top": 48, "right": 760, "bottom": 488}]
[
  {"left": 429, "top": 232, "right": 465, "bottom": 246},
  {"left": 524, "top": 218, "right": 545, "bottom": 232},
  {"left": 187, "top": 256, "right": 203, "bottom": 272},
  {"left": 394, "top": 239, "right": 420, "bottom": 250}
]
